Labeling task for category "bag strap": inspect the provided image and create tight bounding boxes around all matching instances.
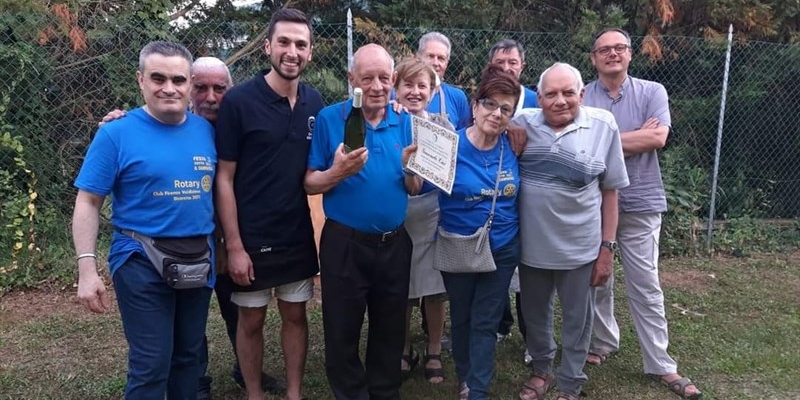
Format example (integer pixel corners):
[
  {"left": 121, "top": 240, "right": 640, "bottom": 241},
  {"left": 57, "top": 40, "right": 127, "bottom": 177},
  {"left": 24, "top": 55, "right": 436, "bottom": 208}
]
[
  {"left": 438, "top": 86, "right": 447, "bottom": 119},
  {"left": 485, "top": 138, "right": 504, "bottom": 230}
]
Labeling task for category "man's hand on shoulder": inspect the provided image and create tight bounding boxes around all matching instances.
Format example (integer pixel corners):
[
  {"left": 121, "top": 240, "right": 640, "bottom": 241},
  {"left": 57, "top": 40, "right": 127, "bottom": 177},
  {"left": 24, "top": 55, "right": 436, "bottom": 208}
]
[
  {"left": 98, "top": 109, "right": 127, "bottom": 127},
  {"left": 390, "top": 100, "right": 408, "bottom": 115},
  {"left": 506, "top": 124, "right": 527, "bottom": 157}
]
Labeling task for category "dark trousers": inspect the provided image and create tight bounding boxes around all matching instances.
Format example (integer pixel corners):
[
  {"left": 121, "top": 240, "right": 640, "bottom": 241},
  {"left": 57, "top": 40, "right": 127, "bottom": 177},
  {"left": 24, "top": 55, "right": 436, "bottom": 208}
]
[
  {"left": 441, "top": 236, "right": 520, "bottom": 400},
  {"left": 113, "top": 254, "right": 212, "bottom": 400},
  {"left": 320, "top": 220, "right": 412, "bottom": 400},
  {"left": 498, "top": 291, "right": 527, "bottom": 339},
  {"left": 199, "top": 273, "right": 240, "bottom": 377}
]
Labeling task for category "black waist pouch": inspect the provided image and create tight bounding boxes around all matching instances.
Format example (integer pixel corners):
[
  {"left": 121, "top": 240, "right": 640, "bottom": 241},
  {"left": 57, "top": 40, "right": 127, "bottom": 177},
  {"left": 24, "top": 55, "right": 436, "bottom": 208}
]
[{"left": 120, "top": 229, "right": 211, "bottom": 289}]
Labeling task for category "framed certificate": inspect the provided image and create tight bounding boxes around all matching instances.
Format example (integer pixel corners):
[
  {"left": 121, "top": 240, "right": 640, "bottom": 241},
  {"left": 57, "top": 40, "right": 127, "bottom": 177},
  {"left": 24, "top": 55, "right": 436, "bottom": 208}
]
[{"left": 406, "top": 115, "right": 459, "bottom": 195}]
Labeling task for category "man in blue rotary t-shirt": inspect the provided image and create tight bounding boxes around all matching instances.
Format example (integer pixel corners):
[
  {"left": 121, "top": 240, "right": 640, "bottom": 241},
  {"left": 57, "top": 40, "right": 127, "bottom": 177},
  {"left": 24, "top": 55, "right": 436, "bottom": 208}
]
[
  {"left": 72, "top": 41, "right": 217, "bottom": 400},
  {"left": 305, "top": 43, "right": 422, "bottom": 400}
]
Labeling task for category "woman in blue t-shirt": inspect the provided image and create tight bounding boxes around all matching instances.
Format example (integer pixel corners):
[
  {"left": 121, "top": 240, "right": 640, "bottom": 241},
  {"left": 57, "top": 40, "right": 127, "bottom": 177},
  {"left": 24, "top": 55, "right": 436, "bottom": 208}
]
[{"left": 438, "top": 65, "right": 521, "bottom": 400}]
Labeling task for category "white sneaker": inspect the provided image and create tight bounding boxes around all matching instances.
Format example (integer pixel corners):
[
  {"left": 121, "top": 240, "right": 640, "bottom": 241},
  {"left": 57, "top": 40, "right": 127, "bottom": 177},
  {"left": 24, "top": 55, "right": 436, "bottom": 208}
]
[{"left": 523, "top": 349, "right": 533, "bottom": 365}]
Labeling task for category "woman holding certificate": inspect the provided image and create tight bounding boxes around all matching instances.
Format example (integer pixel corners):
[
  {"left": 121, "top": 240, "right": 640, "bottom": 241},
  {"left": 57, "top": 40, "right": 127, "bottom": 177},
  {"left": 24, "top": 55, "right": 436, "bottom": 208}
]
[
  {"left": 394, "top": 57, "right": 454, "bottom": 385},
  {"left": 437, "top": 65, "right": 521, "bottom": 400}
]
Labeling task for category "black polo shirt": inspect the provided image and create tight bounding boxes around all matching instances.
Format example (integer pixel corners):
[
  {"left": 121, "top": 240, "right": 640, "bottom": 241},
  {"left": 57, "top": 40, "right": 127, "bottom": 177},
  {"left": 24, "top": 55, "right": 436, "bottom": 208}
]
[{"left": 216, "top": 70, "right": 324, "bottom": 250}]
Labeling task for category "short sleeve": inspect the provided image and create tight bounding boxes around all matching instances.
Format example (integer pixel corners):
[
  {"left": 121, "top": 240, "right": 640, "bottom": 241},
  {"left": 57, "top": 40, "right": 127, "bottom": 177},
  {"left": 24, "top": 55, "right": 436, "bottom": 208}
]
[
  {"left": 74, "top": 127, "right": 119, "bottom": 196},
  {"left": 648, "top": 83, "right": 671, "bottom": 128},
  {"left": 215, "top": 92, "right": 243, "bottom": 161},
  {"left": 454, "top": 89, "right": 472, "bottom": 130},
  {"left": 307, "top": 107, "right": 334, "bottom": 171}
]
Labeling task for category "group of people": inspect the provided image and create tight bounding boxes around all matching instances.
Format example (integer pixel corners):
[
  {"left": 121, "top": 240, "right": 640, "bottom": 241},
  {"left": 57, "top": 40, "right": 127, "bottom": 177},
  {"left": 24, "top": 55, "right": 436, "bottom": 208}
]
[{"left": 72, "top": 6, "right": 701, "bottom": 400}]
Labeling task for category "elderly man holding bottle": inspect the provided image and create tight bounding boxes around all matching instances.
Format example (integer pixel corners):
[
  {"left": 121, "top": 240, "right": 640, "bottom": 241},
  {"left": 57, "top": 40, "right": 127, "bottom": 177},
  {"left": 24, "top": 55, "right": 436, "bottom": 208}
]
[{"left": 304, "top": 43, "right": 422, "bottom": 400}]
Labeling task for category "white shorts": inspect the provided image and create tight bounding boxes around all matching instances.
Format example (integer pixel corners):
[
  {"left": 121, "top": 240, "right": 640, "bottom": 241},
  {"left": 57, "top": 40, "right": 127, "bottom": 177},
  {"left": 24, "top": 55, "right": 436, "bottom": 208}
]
[{"left": 231, "top": 277, "right": 314, "bottom": 308}]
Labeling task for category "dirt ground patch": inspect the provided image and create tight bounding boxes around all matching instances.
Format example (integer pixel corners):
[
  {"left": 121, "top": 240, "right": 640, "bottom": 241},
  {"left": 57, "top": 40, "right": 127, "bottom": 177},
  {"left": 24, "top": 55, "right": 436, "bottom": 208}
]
[
  {"left": 0, "top": 287, "right": 114, "bottom": 326},
  {"left": 660, "top": 268, "right": 714, "bottom": 292}
]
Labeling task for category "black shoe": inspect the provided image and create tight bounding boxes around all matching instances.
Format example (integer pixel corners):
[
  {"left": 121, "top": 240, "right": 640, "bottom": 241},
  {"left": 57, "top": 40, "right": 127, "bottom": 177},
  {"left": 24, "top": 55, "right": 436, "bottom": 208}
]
[
  {"left": 197, "top": 375, "right": 213, "bottom": 400},
  {"left": 231, "top": 364, "right": 287, "bottom": 394}
]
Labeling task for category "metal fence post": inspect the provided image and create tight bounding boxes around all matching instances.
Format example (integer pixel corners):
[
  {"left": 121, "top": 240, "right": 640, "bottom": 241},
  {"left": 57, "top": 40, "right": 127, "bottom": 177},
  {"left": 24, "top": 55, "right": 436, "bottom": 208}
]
[
  {"left": 347, "top": 8, "right": 353, "bottom": 96},
  {"left": 707, "top": 24, "right": 734, "bottom": 253}
]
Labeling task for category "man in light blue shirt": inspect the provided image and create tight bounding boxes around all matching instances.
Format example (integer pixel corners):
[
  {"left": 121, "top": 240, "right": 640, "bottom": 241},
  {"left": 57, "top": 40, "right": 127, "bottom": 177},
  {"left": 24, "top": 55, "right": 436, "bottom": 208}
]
[{"left": 583, "top": 28, "right": 702, "bottom": 400}]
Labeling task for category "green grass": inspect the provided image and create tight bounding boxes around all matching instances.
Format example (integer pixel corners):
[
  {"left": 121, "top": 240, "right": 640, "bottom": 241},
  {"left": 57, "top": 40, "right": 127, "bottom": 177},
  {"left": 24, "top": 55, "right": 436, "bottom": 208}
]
[{"left": 1, "top": 253, "right": 799, "bottom": 399}]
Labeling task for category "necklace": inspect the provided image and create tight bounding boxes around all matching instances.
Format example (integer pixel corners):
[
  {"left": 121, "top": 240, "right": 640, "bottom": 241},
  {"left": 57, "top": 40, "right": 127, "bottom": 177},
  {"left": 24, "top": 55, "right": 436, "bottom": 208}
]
[
  {"left": 466, "top": 127, "right": 502, "bottom": 172},
  {"left": 477, "top": 147, "right": 493, "bottom": 171}
]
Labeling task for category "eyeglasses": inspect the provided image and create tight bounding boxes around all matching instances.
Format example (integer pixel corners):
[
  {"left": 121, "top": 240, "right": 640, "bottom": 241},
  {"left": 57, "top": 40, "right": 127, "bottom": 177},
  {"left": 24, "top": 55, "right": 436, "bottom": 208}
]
[
  {"left": 478, "top": 98, "right": 514, "bottom": 118},
  {"left": 592, "top": 44, "right": 630, "bottom": 56}
]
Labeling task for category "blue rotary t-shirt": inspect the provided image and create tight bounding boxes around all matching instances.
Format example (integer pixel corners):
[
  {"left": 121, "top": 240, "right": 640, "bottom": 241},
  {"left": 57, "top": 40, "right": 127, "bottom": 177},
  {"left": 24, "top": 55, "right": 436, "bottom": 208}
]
[
  {"left": 308, "top": 101, "right": 413, "bottom": 234},
  {"left": 427, "top": 83, "right": 473, "bottom": 131},
  {"left": 438, "top": 129, "right": 520, "bottom": 252},
  {"left": 75, "top": 107, "right": 217, "bottom": 283}
]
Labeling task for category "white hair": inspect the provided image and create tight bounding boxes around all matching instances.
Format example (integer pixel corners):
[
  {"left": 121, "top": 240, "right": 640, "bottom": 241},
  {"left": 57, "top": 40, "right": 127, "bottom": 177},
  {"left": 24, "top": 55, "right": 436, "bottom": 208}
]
[
  {"left": 536, "top": 62, "right": 584, "bottom": 93},
  {"left": 192, "top": 57, "right": 233, "bottom": 85},
  {"left": 417, "top": 32, "right": 452, "bottom": 59}
]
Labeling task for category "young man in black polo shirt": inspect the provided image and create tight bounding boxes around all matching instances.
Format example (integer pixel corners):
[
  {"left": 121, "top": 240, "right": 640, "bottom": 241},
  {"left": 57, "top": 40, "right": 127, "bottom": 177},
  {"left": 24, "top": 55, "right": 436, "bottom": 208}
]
[{"left": 214, "top": 9, "right": 323, "bottom": 400}]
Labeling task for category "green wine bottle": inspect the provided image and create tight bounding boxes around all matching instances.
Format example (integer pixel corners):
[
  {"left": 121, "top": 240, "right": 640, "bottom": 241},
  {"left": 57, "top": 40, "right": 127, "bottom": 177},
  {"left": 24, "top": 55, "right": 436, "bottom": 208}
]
[{"left": 344, "top": 88, "right": 365, "bottom": 153}]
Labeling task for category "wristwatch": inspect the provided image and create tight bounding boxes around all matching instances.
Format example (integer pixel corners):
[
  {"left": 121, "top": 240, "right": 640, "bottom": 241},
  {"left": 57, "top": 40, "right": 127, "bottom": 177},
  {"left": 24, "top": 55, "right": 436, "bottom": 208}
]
[{"left": 600, "top": 240, "right": 618, "bottom": 253}]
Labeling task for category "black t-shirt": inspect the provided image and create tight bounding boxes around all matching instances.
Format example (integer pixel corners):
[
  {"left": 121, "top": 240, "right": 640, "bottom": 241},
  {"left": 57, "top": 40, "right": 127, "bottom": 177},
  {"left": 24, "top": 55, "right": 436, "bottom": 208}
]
[{"left": 216, "top": 70, "right": 324, "bottom": 249}]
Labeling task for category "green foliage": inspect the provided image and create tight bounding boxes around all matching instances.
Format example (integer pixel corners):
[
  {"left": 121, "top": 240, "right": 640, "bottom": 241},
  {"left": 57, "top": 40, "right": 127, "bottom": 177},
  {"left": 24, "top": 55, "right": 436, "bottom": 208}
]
[
  {"left": 303, "top": 67, "right": 349, "bottom": 104},
  {"left": 660, "top": 145, "right": 710, "bottom": 256},
  {"left": 372, "top": 0, "right": 502, "bottom": 30},
  {"left": 712, "top": 216, "right": 800, "bottom": 256},
  {"left": 1, "top": 0, "right": 800, "bottom": 294}
]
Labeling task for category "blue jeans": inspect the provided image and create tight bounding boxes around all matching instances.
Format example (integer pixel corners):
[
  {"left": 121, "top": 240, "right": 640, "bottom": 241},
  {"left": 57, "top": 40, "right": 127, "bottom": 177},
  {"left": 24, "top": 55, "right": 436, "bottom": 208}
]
[
  {"left": 113, "top": 253, "right": 212, "bottom": 400},
  {"left": 442, "top": 236, "right": 520, "bottom": 400}
]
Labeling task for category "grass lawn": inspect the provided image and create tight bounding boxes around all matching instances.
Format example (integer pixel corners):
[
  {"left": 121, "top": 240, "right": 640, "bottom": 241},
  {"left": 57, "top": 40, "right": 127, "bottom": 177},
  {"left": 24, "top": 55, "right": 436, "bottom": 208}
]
[{"left": 1, "top": 252, "right": 799, "bottom": 400}]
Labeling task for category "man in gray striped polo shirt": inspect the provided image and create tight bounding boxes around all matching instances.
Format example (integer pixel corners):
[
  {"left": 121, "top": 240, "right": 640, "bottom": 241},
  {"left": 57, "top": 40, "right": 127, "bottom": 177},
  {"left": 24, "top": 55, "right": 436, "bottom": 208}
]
[
  {"left": 583, "top": 28, "right": 702, "bottom": 399},
  {"left": 513, "top": 62, "right": 628, "bottom": 400}
]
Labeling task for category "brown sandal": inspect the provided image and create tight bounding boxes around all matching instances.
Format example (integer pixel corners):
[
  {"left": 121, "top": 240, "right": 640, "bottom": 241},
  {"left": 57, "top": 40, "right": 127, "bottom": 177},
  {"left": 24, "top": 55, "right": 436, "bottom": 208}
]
[
  {"left": 586, "top": 351, "right": 615, "bottom": 366},
  {"left": 554, "top": 391, "right": 583, "bottom": 400},
  {"left": 518, "top": 370, "right": 555, "bottom": 400},
  {"left": 458, "top": 382, "right": 469, "bottom": 400},
  {"left": 648, "top": 374, "right": 703, "bottom": 399}
]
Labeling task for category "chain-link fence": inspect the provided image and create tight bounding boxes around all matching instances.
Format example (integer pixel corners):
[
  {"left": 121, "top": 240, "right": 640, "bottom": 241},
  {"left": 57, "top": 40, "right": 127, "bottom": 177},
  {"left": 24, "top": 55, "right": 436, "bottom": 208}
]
[{"left": 2, "top": 17, "right": 800, "bottom": 270}]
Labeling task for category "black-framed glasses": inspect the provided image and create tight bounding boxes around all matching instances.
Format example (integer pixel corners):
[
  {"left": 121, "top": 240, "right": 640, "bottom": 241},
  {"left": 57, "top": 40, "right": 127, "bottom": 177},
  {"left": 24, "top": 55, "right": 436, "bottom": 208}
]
[
  {"left": 592, "top": 44, "right": 630, "bottom": 56},
  {"left": 478, "top": 98, "right": 514, "bottom": 118}
]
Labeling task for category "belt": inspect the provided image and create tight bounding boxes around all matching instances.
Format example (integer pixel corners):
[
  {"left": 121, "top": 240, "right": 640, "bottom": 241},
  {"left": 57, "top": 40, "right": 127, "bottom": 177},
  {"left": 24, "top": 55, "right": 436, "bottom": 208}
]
[{"left": 326, "top": 219, "right": 404, "bottom": 244}]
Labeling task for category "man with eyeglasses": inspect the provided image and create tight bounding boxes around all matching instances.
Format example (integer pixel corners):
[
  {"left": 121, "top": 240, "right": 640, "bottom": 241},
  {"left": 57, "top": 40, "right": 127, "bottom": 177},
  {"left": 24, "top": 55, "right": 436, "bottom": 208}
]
[
  {"left": 583, "top": 28, "right": 702, "bottom": 400},
  {"left": 512, "top": 62, "right": 628, "bottom": 400}
]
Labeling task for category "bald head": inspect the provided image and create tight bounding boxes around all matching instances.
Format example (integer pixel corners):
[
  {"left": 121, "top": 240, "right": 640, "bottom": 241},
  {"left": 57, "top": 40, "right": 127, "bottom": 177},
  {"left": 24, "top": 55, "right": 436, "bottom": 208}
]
[
  {"left": 191, "top": 57, "right": 232, "bottom": 122},
  {"left": 351, "top": 44, "right": 394, "bottom": 73},
  {"left": 349, "top": 44, "right": 395, "bottom": 114}
]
